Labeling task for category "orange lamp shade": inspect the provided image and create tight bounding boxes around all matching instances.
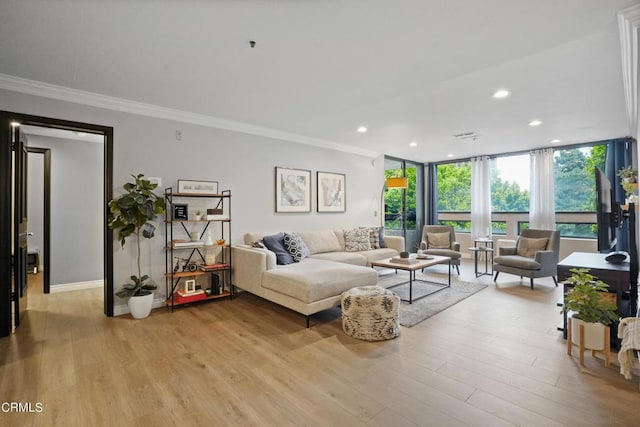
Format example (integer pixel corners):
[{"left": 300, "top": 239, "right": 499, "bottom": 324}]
[{"left": 386, "top": 177, "right": 408, "bottom": 189}]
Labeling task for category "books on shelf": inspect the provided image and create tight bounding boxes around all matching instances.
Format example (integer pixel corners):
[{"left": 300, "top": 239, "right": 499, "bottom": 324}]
[
  {"left": 200, "top": 263, "right": 229, "bottom": 271},
  {"left": 173, "top": 291, "right": 206, "bottom": 304},
  {"left": 172, "top": 240, "right": 204, "bottom": 248},
  {"left": 177, "top": 289, "right": 204, "bottom": 297},
  {"left": 390, "top": 257, "right": 419, "bottom": 264}
]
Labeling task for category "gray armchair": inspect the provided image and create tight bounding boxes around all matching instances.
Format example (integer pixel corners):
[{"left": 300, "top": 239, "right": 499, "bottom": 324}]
[
  {"left": 420, "top": 225, "right": 462, "bottom": 274},
  {"left": 493, "top": 228, "right": 560, "bottom": 289}
]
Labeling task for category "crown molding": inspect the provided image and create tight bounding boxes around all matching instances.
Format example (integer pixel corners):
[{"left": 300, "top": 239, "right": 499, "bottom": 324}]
[{"left": 0, "top": 73, "right": 379, "bottom": 158}]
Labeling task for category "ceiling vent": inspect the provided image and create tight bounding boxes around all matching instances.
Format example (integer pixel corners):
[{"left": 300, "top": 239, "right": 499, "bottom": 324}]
[{"left": 452, "top": 132, "right": 479, "bottom": 141}]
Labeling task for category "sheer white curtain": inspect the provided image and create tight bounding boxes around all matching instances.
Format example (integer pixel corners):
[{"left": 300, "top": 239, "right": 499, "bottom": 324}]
[
  {"left": 471, "top": 156, "right": 491, "bottom": 238},
  {"left": 618, "top": 5, "right": 640, "bottom": 140},
  {"left": 530, "top": 148, "right": 555, "bottom": 230}
]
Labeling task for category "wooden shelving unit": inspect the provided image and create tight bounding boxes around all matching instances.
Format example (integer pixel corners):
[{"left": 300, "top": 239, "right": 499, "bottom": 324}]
[{"left": 164, "top": 188, "right": 233, "bottom": 309}]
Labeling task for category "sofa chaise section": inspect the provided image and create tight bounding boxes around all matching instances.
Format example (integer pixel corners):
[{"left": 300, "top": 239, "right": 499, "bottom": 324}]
[{"left": 232, "top": 229, "right": 404, "bottom": 326}]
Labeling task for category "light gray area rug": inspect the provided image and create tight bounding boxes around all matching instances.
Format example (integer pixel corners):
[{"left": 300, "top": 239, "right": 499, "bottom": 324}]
[{"left": 377, "top": 270, "right": 488, "bottom": 327}]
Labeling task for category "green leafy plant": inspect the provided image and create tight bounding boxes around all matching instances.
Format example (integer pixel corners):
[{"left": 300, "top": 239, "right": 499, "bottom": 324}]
[
  {"left": 617, "top": 165, "right": 638, "bottom": 180},
  {"left": 108, "top": 174, "right": 165, "bottom": 298},
  {"left": 561, "top": 268, "right": 619, "bottom": 325}
]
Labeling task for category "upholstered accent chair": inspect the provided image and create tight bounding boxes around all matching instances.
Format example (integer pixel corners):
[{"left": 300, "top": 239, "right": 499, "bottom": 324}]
[
  {"left": 493, "top": 228, "right": 560, "bottom": 289},
  {"left": 420, "top": 225, "right": 462, "bottom": 274}
]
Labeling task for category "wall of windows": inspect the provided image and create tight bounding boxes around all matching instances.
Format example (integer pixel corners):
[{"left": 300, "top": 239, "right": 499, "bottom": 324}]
[{"left": 434, "top": 143, "right": 606, "bottom": 239}]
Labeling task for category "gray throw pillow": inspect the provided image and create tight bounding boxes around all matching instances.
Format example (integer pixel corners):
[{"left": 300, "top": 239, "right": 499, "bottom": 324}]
[
  {"left": 427, "top": 232, "right": 450, "bottom": 249},
  {"left": 516, "top": 237, "right": 549, "bottom": 258}
]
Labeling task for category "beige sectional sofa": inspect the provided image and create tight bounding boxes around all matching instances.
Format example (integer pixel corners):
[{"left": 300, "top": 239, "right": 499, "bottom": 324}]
[{"left": 232, "top": 229, "right": 405, "bottom": 326}]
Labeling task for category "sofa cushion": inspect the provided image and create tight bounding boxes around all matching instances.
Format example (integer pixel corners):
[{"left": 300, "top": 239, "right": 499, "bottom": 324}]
[
  {"left": 344, "top": 228, "right": 372, "bottom": 252},
  {"left": 284, "top": 232, "right": 310, "bottom": 262},
  {"left": 516, "top": 237, "right": 548, "bottom": 258},
  {"left": 427, "top": 232, "right": 450, "bottom": 249},
  {"left": 309, "top": 251, "right": 367, "bottom": 266},
  {"left": 261, "top": 259, "right": 378, "bottom": 303},
  {"left": 297, "top": 230, "right": 342, "bottom": 254},
  {"left": 494, "top": 255, "right": 541, "bottom": 270},
  {"left": 263, "top": 233, "right": 294, "bottom": 265},
  {"left": 358, "top": 248, "right": 401, "bottom": 264}
]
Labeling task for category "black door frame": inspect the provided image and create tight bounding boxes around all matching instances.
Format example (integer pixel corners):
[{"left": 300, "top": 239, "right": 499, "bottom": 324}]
[
  {"left": 0, "top": 111, "right": 114, "bottom": 337},
  {"left": 27, "top": 147, "right": 51, "bottom": 293}
]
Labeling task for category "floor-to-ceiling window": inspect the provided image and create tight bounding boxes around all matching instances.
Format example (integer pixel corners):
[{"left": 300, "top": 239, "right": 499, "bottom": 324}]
[{"left": 384, "top": 157, "right": 423, "bottom": 251}]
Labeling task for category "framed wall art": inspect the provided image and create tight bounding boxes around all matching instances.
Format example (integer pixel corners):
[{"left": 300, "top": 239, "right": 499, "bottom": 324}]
[
  {"left": 317, "top": 171, "right": 346, "bottom": 213},
  {"left": 275, "top": 167, "right": 311, "bottom": 212},
  {"left": 173, "top": 203, "right": 188, "bottom": 220},
  {"left": 177, "top": 179, "right": 219, "bottom": 195}
]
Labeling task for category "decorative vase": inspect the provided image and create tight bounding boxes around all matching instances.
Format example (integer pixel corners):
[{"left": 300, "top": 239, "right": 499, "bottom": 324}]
[
  {"left": 205, "top": 229, "right": 214, "bottom": 246},
  {"left": 570, "top": 317, "right": 606, "bottom": 350},
  {"left": 128, "top": 293, "right": 154, "bottom": 319}
]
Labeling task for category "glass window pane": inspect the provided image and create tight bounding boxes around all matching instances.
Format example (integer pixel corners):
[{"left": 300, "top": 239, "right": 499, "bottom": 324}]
[
  {"left": 436, "top": 162, "right": 471, "bottom": 212},
  {"left": 491, "top": 154, "right": 530, "bottom": 212},
  {"left": 554, "top": 145, "right": 605, "bottom": 212}
]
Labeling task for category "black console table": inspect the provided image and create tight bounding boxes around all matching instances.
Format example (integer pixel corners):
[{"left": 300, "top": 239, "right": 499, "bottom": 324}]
[{"left": 557, "top": 252, "right": 636, "bottom": 344}]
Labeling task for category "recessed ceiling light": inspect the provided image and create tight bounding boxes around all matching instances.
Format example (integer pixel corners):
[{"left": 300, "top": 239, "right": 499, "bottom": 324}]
[
  {"left": 528, "top": 119, "right": 542, "bottom": 127},
  {"left": 409, "top": 141, "right": 418, "bottom": 147},
  {"left": 357, "top": 126, "right": 368, "bottom": 133},
  {"left": 493, "top": 89, "right": 510, "bottom": 99},
  {"left": 551, "top": 139, "right": 561, "bottom": 143},
  {"left": 447, "top": 154, "right": 454, "bottom": 158}
]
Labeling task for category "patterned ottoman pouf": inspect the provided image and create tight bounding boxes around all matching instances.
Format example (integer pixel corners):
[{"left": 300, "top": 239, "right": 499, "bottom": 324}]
[{"left": 341, "top": 285, "right": 400, "bottom": 341}]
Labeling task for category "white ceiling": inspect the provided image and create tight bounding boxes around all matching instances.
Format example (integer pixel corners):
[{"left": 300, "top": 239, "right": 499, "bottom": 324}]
[{"left": 1, "top": 0, "right": 637, "bottom": 162}]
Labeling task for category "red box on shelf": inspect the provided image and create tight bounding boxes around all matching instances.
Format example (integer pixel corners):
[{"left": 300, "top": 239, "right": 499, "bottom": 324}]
[{"left": 173, "top": 292, "right": 207, "bottom": 304}]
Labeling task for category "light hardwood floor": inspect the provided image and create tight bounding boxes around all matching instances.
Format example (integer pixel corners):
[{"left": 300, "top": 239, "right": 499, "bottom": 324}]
[{"left": 1, "top": 261, "right": 639, "bottom": 426}]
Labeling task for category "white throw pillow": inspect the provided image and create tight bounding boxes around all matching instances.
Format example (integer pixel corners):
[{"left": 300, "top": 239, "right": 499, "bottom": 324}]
[{"left": 344, "top": 228, "right": 372, "bottom": 252}]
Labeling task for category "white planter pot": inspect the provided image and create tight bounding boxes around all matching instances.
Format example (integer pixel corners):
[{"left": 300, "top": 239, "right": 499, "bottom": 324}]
[
  {"left": 128, "top": 293, "right": 154, "bottom": 319},
  {"left": 570, "top": 317, "right": 606, "bottom": 350}
]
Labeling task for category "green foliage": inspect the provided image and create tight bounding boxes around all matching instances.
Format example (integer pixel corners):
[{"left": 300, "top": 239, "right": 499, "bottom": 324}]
[
  {"left": 108, "top": 174, "right": 165, "bottom": 298},
  {"left": 436, "top": 162, "right": 471, "bottom": 211},
  {"left": 562, "top": 268, "right": 619, "bottom": 325},
  {"left": 108, "top": 174, "right": 165, "bottom": 247},
  {"left": 114, "top": 275, "right": 157, "bottom": 298},
  {"left": 554, "top": 147, "right": 605, "bottom": 211},
  {"left": 617, "top": 165, "right": 638, "bottom": 179}
]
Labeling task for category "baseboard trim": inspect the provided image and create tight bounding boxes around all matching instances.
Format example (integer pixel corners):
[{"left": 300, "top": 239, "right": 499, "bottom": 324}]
[
  {"left": 50, "top": 280, "right": 104, "bottom": 293},
  {"left": 113, "top": 297, "right": 166, "bottom": 317}
]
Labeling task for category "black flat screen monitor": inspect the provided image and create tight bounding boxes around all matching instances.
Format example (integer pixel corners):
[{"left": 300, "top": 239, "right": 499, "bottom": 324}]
[{"left": 595, "top": 167, "right": 620, "bottom": 252}]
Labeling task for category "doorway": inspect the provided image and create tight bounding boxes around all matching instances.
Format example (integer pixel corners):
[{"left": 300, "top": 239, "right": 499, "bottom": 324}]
[{"left": 0, "top": 111, "right": 114, "bottom": 337}]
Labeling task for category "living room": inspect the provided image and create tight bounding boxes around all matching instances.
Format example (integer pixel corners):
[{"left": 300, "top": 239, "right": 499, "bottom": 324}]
[{"left": 1, "top": 1, "right": 640, "bottom": 425}]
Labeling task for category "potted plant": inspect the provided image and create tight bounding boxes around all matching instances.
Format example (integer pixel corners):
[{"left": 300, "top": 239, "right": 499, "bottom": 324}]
[
  {"left": 194, "top": 210, "right": 202, "bottom": 221},
  {"left": 562, "top": 268, "right": 618, "bottom": 350},
  {"left": 108, "top": 174, "right": 165, "bottom": 319},
  {"left": 617, "top": 165, "right": 638, "bottom": 183}
]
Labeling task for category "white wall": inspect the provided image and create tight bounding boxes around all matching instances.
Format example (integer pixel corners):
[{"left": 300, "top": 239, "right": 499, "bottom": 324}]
[
  {"left": 25, "top": 134, "right": 104, "bottom": 286},
  {"left": 1, "top": 89, "right": 385, "bottom": 308}
]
